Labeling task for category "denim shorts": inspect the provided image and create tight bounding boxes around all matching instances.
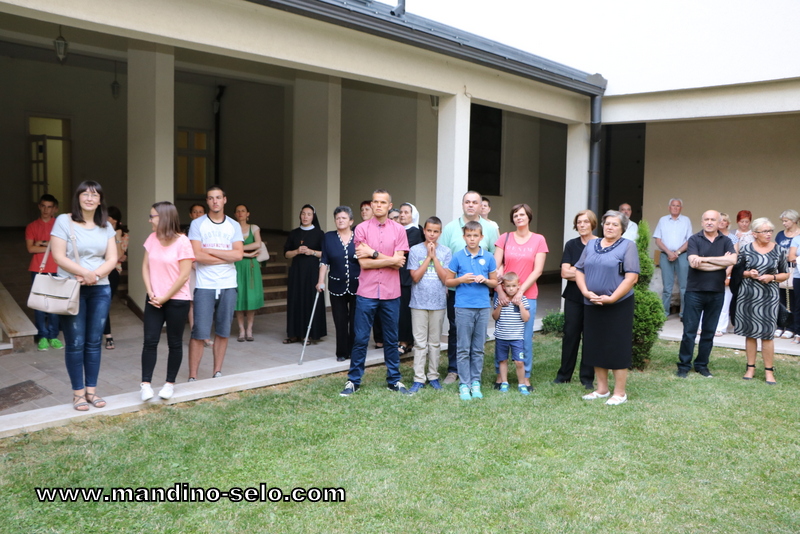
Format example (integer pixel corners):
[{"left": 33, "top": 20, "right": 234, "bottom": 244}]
[
  {"left": 192, "top": 288, "right": 237, "bottom": 339},
  {"left": 495, "top": 338, "right": 525, "bottom": 363}
]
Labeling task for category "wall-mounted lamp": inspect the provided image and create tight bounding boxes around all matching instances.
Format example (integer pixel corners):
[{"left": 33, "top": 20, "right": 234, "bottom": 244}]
[
  {"left": 430, "top": 95, "right": 439, "bottom": 111},
  {"left": 111, "top": 62, "right": 120, "bottom": 99},
  {"left": 53, "top": 25, "right": 68, "bottom": 63}
]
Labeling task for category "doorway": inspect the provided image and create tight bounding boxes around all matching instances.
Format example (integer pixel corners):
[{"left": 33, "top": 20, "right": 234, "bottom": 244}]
[{"left": 28, "top": 117, "right": 72, "bottom": 215}]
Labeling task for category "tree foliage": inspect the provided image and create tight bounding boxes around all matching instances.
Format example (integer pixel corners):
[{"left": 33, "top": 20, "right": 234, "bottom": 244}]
[{"left": 632, "top": 219, "right": 666, "bottom": 370}]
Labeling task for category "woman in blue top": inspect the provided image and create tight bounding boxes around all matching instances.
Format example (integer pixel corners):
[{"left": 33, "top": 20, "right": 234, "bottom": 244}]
[
  {"left": 50, "top": 181, "right": 118, "bottom": 411},
  {"left": 317, "top": 206, "right": 360, "bottom": 361},
  {"left": 575, "top": 210, "right": 639, "bottom": 406}
]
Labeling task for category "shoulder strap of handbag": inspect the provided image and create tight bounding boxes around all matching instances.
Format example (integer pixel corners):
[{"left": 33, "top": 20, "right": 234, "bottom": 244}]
[{"left": 39, "top": 220, "right": 81, "bottom": 272}]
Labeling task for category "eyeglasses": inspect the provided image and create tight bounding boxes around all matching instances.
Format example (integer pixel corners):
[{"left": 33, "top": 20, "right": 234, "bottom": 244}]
[
  {"left": 79, "top": 192, "right": 100, "bottom": 199},
  {"left": 148, "top": 214, "right": 159, "bottom": 220}
]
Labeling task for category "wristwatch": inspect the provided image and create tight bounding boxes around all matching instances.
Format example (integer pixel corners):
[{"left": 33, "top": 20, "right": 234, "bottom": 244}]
[{"left": 371, "top": 251, "right": 379, "bottom": 259}]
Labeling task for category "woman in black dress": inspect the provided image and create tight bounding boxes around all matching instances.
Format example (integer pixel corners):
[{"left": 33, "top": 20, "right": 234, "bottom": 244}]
[
  {"left": 283, "top": 205, "right": 326, "bottom": 344},
  {"left": 736, "top": 218, "right": 789, "bottom": 384},
  {"left": 553, "top": 209, "right": 597, "bottom": 389},
  {"left": 317, "top": 206, "right": 360, "bottom": 361},
  {"left": 575, "top": 210, "right": 639, "bottom": 406},
  {"left": 397, "top": 203, "right": 423, "bottom": 353}
]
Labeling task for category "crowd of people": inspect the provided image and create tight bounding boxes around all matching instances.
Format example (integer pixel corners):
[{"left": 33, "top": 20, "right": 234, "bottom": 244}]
[{"left": 24, "top": 183, "right": 793, "bottom": 411}]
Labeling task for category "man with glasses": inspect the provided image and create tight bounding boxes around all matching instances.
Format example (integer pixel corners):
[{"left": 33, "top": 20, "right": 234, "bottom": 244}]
[
  {"left": 654, "top": 198, "right": 693, "bottom": 318},
  {"left": 676, "top": 210, "right": 736, "bottom": 378}
]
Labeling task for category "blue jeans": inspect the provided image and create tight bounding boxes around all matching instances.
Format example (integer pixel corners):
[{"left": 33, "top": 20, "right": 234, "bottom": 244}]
[
  {"left": 455, "top": 307, "right": 490, "bottom": 386},
  {"left": 678, "top": 291, "right": 724, "bottom": 371},
  {"left": 660, "top": 252, "right": 689, "bottom": 317},
  {"left": 348, "top": 296, "right": 401, "bottom": 387},
  {"left": 61, "top": 284, "right": 111, "bottom": 390},
  {"left": 493, "top": 299, "right": 536, "bottom": 378},
  {"left": 30, "top": 272, "right": 60, "bottom": 339}
]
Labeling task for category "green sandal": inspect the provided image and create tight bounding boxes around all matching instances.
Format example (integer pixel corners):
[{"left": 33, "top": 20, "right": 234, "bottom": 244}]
[
  {"left": 73, "top": 394, "right": 90, "bottom": 411},
  {"left": 85, "top": 392, "right": 107, "bottom": 408}
]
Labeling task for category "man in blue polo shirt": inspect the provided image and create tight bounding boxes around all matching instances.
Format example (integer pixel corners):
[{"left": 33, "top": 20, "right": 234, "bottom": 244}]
[
  {"left": 677, "top": 210, "right": 736, "bottom": 378},
  {"left": 445, "top": 220, "right": 498, "bottom": 400}
]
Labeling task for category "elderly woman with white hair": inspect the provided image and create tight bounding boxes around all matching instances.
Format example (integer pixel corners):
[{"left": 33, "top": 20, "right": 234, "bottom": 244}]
[
  {"left": 774, "top": 209, "right": 800, "bottom": 339},
  {"left": 736, "top": 218, "right": 789, "bottom": 384}
]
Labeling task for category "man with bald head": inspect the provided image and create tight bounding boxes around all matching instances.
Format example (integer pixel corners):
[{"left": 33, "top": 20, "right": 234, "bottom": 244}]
[
  {"left": 619, "top": 203, "right": 638, "bottom": 241},
  {"left": 676, "top": 210, "right": 737, "bottom": 378}
]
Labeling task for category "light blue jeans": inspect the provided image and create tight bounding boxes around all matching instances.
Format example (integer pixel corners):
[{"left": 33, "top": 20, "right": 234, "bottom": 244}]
[
  {"left": 455, "top": 307, "right": 490, "bottom": 386},
  {"left": 660, "top": 252, "right": 689, "bottom": 317}
]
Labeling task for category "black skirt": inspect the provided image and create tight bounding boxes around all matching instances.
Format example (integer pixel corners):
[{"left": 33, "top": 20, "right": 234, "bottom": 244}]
[{"left": 583, "top": 295, "right": 634, "bottom": 370}]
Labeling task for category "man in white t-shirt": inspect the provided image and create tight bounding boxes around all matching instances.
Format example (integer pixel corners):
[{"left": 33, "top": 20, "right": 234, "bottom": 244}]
[
  {"left": 620, "top": 203, "right": 639, "bottom": 242},
  {"left": 187, "top": 186, "right": 243, "bottom": 380}
]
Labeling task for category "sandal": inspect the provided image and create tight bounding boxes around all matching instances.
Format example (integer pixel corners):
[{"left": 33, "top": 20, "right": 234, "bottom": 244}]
[
  {"left": 85, "top": 392, "right": 107, "bottom": 408},
  {"left": 765, "top": 367, "right": 777, "bottom": 385},
  {"left": 73, "top": 394, "right": 90, "bottom": 412},
  {"left": 397, "top": 344, "right": 408, "bottom": 355},
  {"left": 283, "top": 337, "right": 299, "bottom": 344},
  {"left": 246, "top": 336, "right": 254, "bottom": 342},
  {"left": 582, "top": 390, "right": 611, "bottom": 400},
  {"left": 375, "top": 343, "right": 384, "bottom": 349},
  {"left": 237, "top": 333, "right": 245, "bottom": 342},
  {"left": 203, "top": 339, "right": 214, "bottom": 348},
  {"left": 105, "top": 337, "right": 115, "bottom": 350},
  {"left": 742, "top": 363, "right": 755, "bottom": 380}
]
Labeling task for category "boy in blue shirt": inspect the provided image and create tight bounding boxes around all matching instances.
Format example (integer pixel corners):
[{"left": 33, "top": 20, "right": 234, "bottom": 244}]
[
  {"left": 446, "top": 221, "right": 498, "bottom": 400},
  {"left": 491, "top": 272, "right": 531, "bottom": 394}
]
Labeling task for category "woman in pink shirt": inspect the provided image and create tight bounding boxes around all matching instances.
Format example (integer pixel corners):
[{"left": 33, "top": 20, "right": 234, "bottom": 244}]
[
  {"left": 140, "top": 201, "right": 195, "bottom": 401},
  {"left": 494, "top": 203, "right": 549, "bottom": 386}
]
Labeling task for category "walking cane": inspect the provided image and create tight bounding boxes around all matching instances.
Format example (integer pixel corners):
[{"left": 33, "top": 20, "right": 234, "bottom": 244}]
[{"left": 299, "top": 285, "right": 323, "bottom": 365}]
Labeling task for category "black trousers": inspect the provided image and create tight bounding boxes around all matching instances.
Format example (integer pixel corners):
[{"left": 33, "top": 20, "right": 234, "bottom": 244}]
[
  {"left": 330, "top": 293, "right": 356, "bottom": 359},
  {"left": 446, "top": 290, "right": 458, "bottom": 374},
  {"left": 141, "top": 298, "right": 190, "bottom": 383},
  {"left": 398, "top": 285, "right": 413, "bottom": 344},
  {"left": 554, "top": 298, "right": 595, "bottom": 386},
  {"left": 104, "top": 268, "right": 120, "bottom": 336}
]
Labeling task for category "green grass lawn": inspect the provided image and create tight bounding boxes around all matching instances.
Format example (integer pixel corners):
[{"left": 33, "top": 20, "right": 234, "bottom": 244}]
[{"left": 1, "top": 335, "right": 799, "bottom": 534}]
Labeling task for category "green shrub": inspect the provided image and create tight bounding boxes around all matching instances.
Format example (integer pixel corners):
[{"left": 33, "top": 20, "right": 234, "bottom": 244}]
[
  {"left": 540, "top": 311, "right": 565, "bottom": 336},
  {"left": 631, "top": 219, "right": 665, "bottom": 370}
]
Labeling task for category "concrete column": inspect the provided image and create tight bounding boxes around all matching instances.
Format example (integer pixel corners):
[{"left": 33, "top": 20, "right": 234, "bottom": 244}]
[
  {"left": 126, "top": 42, "right": 175, "bottom": 312},
  {"left": 290, "top": 74, "right": 341, "bottom": 231},
  {"left": 436, "top": 92, "right": 471, "bottom": 224},
  {"left": 562, "top": 122, "right": 591, "bottom": 310},
  {"left": 415, "top": 94, "right": 438, "bottom": 222}
]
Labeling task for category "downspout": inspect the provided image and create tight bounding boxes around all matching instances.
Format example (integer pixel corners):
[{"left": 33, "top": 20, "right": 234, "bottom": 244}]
[
  {"left": 213, "top": 85, "right": 226, "bottom": 185},
  {"left": 588, "top": 94, "right": 602, "bottom": 217}
]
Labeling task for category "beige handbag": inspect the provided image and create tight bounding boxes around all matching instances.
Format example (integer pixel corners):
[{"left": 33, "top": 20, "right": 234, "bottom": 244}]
[
  {"left": 256, "top": 242, "right": 270, "bottom": 262},
  {"left": 27, "top": 223, "right": 81, "bottom": 315}
]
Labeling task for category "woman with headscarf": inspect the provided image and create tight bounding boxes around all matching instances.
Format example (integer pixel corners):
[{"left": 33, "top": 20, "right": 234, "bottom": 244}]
[
  {"left": 283, "top": 204, "right": 327, "bottom": 344},
  {"left": 397, "top": 203, "right": 424, "bottom": 353},
  {"left": 774, "top": 209, "right": 799, "bottom": 339}
]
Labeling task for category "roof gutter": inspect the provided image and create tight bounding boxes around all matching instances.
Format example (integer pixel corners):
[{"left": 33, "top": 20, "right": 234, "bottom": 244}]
[{"left": 244, "top": 0, "right": 607, "bottom": 97}]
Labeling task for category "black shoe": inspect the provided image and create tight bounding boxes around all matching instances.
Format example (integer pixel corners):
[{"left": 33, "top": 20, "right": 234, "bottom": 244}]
[
  {"left": 695, "top": 368, "right": 713, "bottom": 378},
  {"left": 552, "top": 378, "right": 570, "bottom": 384},
  {"left": 676, "top": 370, "right": 689, "bottom": 378},
  {"left": 581, "top": 383, "right": 594, "bottom": 390},
  {"left": 336, "top": 356, "right": 347, "bottom": 362},
  {"left": 493, "top": 382, "right": 502, "bottom": 390}
]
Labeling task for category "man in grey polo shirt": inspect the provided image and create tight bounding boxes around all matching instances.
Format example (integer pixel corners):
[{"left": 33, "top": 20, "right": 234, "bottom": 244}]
[{"left": 654, "top": 198, "right": 693, "bottom": 318}]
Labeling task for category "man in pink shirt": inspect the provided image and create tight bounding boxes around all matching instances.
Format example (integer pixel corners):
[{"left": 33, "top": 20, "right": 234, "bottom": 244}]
[{"left": 340, "top": 189, "right": 410, "bottom": 396}]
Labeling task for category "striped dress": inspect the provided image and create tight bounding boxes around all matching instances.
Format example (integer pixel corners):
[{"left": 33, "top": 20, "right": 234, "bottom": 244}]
[{"left": 734, "top": 243, "right": 787, "bottom": 340}]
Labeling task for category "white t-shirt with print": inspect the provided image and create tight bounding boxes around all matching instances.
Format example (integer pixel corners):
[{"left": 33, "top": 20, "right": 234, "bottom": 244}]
[{"left": 188, "top": 215, "right": 243, "bottom": 289}]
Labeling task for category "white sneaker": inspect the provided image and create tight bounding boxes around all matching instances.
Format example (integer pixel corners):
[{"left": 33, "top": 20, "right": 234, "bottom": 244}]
[
  {"left": 781, "top": 330, "right": 794, "bottom": 339},
  {"left": 158, "top": 383, "right": 174, "bottom": 400},
  {"left": 774, "top": 329, "right": 784, "bottom": 338},
  {"left": 140, "top": 383, "right": 154, "bottom": 401}
]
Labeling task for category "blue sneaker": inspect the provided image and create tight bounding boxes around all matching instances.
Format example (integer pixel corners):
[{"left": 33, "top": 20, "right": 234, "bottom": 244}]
[
  {"left": 499, "top": 382, "right": 509, "bottom": 393},
  {"left": 471, "top": 381, "right": 483, "bottom": 399},
  {"left": 340, "top": 380, "right": 359, "bottom": 397},
  {"left": 518, "top": 385, "right": 531, "bottom": 396},
  {"left": 387, "top": 381, "right": 412, "bottom": 395},
  {"left": 428, "top": 379, "right": 442, "bottom": 390},
  {"left": 459, "top": 384, "right": 472, "bottom": 401},
  {"left": 409, "top": 382, "right": 424, "bottom": 394}
]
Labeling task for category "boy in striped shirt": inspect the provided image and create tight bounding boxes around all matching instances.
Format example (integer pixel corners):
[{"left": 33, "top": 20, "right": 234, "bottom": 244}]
[{"left": 491, "top": 272, "right": 531, "bottom": 394}]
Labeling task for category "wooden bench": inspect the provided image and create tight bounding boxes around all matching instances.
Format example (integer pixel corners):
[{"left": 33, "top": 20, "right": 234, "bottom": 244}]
[{"left": 0, "top": 281, "right": 37, "bottom": 355}]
